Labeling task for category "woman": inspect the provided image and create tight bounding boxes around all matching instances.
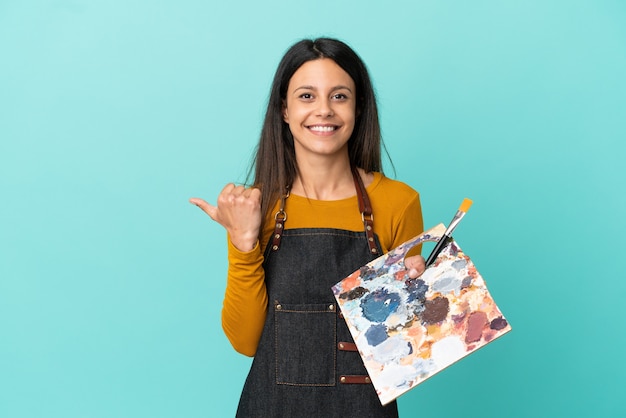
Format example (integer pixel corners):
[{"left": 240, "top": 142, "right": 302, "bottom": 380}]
[{"left": 191, "top": 38, "right": 425, "bottom": 417}]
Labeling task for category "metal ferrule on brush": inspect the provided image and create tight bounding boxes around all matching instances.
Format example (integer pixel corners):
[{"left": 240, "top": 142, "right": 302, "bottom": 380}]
[
  {"left": 425, "top": 198, "right": 473, "bottom": 268},
  {"left": 444, "top": 210, "right": 466, "bottom": 236}
]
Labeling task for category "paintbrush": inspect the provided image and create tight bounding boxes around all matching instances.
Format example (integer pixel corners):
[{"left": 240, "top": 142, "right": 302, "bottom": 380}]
[{"left": 425, "top": 198, "right": 473, "bottom": 267}]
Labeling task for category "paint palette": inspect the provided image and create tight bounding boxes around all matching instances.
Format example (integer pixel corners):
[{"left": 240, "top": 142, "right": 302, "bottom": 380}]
[{"left": 332, "top": 224, "right": 512, "bottom": 405}]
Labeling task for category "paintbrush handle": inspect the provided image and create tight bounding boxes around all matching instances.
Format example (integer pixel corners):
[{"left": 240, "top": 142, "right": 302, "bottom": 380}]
[{"left": 425, "top": 235, "right": 452, "bottom": 267}]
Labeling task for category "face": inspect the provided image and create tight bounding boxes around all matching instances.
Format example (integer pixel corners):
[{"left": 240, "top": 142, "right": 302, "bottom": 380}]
[{"left": 283, "top": 58, "right": 357, "bottom": 164}]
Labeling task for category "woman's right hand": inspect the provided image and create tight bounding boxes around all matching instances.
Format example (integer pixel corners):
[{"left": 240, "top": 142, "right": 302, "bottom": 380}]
[{"left": 189, "top": 184, "right": 262, "bottom": 252}]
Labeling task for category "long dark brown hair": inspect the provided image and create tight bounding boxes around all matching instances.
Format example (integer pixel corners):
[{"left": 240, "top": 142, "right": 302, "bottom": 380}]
[{"left": 250, "top": 38, "right": 386, "bottom": 237}]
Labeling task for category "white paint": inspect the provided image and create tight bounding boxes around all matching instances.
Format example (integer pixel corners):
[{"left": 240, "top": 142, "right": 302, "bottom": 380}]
[{"left": 431, "top": 336, "right": 466, "bottom": 368}]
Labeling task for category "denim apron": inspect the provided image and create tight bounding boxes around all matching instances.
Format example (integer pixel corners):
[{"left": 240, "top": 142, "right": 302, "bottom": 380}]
[{"left": 236, "top": 171, "right": 399, "bottom": 418}]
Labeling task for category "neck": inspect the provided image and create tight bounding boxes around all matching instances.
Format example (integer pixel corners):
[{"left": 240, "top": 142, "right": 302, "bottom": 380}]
[{"left": 291, "top": 158, "right": 355, "bottom": 201}]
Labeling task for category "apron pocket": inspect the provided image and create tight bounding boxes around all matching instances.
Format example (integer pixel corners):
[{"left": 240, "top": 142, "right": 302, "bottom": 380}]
[{"left": 274, "top": 302, "right": 337, "bottom": 386}]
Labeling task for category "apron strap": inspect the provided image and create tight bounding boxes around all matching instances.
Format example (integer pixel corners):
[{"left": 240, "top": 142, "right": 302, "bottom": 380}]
[
  {"left": 270, "top": 168, "right": 378, "bottom": 254},
  {"left": 270, "top": 188, "right": 289, "bottom": 252},
  {"left": 352, "top": 167, "right": 379, "bottom": 255}
]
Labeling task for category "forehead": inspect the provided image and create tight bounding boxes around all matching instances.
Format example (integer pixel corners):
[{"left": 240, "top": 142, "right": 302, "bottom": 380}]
[{"left": 288, "top": 58, "right": 355, "bottom": 90}]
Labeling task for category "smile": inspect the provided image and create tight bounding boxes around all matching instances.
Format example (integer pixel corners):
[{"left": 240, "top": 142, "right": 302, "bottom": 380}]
[{"left": 307, "top": 125, "right": 338, "bottom": 132}]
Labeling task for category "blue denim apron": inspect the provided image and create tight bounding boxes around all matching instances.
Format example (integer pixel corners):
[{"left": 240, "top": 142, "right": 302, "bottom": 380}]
[{"left": 236, "top": 173, "right": 399, "bottom": 418}]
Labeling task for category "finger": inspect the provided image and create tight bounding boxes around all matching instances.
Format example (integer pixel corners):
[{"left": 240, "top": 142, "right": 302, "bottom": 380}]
[
  {"left": 189, "top": 197, "right": 219, "bottom": 221},
  {"left": 405, "top": 255, "right": 422, "bottom": 269},
  {"left": 218, "top": 183, "right": 236, "bottom": 199},
  {"left": 242, "top": 186, "right": 262, "bottom": 203},
  {"left": 189, "top": 197, "right": 206, "bottom": 207},
  {"left": 408, "top": 268, "right": 420, "bottom": 279},
  {"left": 248, "top": 187, "right": 262, "bottom": 201},
  {"left": 406, "top": 255, "right": 426, "bottom": 279},
  {"left": 218, "top": 183, "right": 241, "bottom": 206},
  {"left": 241, "top": 187, "right": 254, "bottom": 198},
  {"left": 230, "top": 184, "right": 247, "bottom": 197}
]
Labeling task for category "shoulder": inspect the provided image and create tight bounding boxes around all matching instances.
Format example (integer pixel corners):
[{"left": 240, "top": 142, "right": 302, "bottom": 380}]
[
  {"left": 367, "top": 172, "right": 422, "bottom": 223},
  {"left": 366, "top": 172, "right": 423, "bottom": 251},
  {"left": 368, "top": 172, "right": 420, "bottom": 202}
]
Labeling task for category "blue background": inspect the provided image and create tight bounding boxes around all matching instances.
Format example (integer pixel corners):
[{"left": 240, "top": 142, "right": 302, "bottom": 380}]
[{"left": 1, "top": 1, "right": 624, "bottom": 417}]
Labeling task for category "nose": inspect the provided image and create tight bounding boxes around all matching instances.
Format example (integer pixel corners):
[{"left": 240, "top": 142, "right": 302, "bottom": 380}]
[{"left": 316, "top": 98, "right": 334, "bottom": 117}]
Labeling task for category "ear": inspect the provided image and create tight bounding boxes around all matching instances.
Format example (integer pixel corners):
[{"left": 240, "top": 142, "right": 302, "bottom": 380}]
[{"left": 282, "top": 100, "right": 289, "bottom": 123}]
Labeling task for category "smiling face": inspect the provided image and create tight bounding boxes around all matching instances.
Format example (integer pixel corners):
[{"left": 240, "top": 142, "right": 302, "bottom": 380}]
[{"left": 283, "top": 58, "right": 357, "bottom": 165}]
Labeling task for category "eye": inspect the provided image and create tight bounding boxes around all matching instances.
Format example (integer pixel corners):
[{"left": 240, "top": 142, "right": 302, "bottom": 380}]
[
  {"left": 332, "top": 93, "right": 348, "bottom": 100},
  {"left": 299, "top": 93, "right": 313, "bottom": 100}
]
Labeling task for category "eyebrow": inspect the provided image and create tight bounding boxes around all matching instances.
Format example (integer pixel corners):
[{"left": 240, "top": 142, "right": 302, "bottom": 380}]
[{"left": 294, "top": 85, "right": 353, "bottom": 93}]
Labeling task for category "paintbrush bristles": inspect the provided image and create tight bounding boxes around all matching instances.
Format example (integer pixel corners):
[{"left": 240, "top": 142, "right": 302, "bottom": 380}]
[{"left": 459, "top": 198, "right": 473, "bottom": 213}]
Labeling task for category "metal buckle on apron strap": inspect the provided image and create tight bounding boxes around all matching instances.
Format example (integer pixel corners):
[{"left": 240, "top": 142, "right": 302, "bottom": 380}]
[
  {"left": 270, "top": 188, "right": 289, "bottom": 251},
  {"left": 352, "top": 166, "right": 378, "bottom": 255}
]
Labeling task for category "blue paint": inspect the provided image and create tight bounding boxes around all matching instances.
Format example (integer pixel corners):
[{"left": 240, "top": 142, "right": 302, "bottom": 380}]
[
  {"left": 451, "top": 259, "right": 467, "bottom": 271},
  {"left": 406, "top": 279, "right": 428, "bottom": 303},
  {"left": 365, "top": 323, "right": 389, "bottom": 346},
  {"left": 432, "top": 274, "right": 462, "bottom": 294},
  {"left": 360, "top": 289, "right": 401, "bottom": 322}
]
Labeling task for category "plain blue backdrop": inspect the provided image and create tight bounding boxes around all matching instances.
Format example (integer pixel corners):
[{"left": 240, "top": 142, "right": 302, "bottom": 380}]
[{"left": 1, "top": 0, "right": 625, "bottom": 417}]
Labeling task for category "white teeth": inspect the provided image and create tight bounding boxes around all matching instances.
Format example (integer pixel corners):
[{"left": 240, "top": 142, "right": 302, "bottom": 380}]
[{"left": 309, "top": 125, "right": 336, "bottom": 132}]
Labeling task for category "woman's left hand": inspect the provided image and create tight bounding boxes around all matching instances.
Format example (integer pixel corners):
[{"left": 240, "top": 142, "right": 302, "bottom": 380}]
[{"left": 405, "top": 255, "right": 426, "bottom": 279}]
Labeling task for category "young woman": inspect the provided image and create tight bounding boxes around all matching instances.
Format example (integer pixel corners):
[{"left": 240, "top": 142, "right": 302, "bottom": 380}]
[{"left": 191, "top": 38, "right": 425, "bottom": 417}]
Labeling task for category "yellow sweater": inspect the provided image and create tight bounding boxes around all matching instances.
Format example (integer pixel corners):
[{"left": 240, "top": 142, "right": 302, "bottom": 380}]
[{"left": 223, "top": 172, "right": 424, "bottom": 356}]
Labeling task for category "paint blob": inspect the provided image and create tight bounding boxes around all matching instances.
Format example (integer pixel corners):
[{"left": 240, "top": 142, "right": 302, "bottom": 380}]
[
  {"left": 421, "top": 296, "right": 449, "bottom": 325},
  {"left": 365, "top": 324, "right": 389, "bottom": 347},
  {"left": 360, "top": 289, "right": 401, "bottom": 323},
  {"left": 360, "top": 265, "right": 382, "bottom": 281},
  {"left": 405, "top": 279, "right": 429, "bottom": 303},
  {"left": 490, "top": 316, "right": 508, "bottom": 330},
  {"left": 465, "top": 311, "right": 488, "bottom": 343},
  {"left": 431, "top": 336, "right": 466, "bottom": 368},
  {"left": 339, "top": 286, "right": 368, "bottom": 301},
  {"left": 370, "top": 335, "right": 412, "bottom": 364}
]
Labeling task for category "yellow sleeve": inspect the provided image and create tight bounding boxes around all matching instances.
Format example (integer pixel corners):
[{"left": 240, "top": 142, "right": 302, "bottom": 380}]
[
  {"left": 391, "top": 192, "right": 424, "bottom": 252},
  {"left": 222, "top": 237, "right": 268, "bottom": 357},
  {"left": 368, "top": 174, "right": 424, "bottom": 253}
]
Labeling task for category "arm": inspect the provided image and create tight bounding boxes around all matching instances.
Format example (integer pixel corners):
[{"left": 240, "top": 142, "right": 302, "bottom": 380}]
[
  {"left": 222, "top": 239, "right": 268, "bottom": 356},
  {"left": 190, "top": 184, "right": 267, "bottom": 356}
]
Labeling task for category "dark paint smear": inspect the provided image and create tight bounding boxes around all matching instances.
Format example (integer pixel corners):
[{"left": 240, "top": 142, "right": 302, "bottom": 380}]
[
  {"left": 448, "top": 242, "right": 459, "bottom": 256},
  {"left": 465, "top": 311, "right": 488, "bottom": 343},
  {"left": 490, "top": 317, "right": 508, "bottom": 330},
  {"left": 452, "top": 312, "right": 466, "bottom": 324},
  {"left": 365, "top": 323, "right": 389, "bottom": 346},
  {"left": 461, "top": 276, "right": 472, "bottom": 289},
  {"left": 421, "top": 296, "right": 449, "bottom": 324},
  {"left": 360, "top": 289, "right": 401, "bottom": 323},
  {"left": 340, "top": 286, "right": 368, "bottom": 301},
  {"left": 384, "top": 252, "right": 405, "bottom": 266},
  {"left": 360, "top": 265, "right": 385, "bottom": 281},
  {"left": 406, "top": 279, "right": 429, "bottom": 303}
]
